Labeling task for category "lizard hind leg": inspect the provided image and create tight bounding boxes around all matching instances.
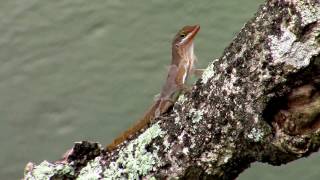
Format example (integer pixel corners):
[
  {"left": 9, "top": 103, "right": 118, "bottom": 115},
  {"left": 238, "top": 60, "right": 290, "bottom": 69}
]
[{"left": 155, "top": 99, "right": 174, "bottom": 117}]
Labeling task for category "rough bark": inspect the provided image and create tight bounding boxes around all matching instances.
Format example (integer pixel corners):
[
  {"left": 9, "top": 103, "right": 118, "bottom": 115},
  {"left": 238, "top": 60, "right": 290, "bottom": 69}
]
[{"left": 24, "top": 0, "right": 320, "bottom": 179}]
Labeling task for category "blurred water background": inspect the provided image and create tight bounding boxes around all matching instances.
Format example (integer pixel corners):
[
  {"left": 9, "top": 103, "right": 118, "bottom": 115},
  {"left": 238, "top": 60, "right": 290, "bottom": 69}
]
[{"left": 0, "top": 0, "right": 319, "bottom": 179}]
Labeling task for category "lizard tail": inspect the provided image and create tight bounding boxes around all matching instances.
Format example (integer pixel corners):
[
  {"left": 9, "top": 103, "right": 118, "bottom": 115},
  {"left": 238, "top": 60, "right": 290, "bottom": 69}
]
[{"left": 106, "top": 99, "right": 162, "bottom": 152}]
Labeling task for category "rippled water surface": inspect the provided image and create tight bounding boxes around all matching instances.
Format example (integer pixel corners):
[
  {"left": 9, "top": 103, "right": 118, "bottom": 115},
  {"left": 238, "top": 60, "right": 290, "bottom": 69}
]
[{"left": 0, "top": 0, "right": 319, "bottom": 179}]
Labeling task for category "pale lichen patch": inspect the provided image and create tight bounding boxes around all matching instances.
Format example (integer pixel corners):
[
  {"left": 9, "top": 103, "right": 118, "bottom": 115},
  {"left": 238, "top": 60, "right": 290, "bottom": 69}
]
[
  {"left": 163, "top": 135, "right": 171, "bottom": 151},
  {"left": 269, "top": 24, "right": 297, "bottom": 64},
  {"left": 103, "top": 123, "right": 165, "bottom": 179},
  {"left": 182, "top": 147, "right": 189, "bottom": 155},
  {"left": 177, "top": 94, "right": 187, "bottom": 104},
  {"left": 269, "top": 19, "right": 320, "bottom": 69},
  {"left": 295, "top": 1, "right": 320, "bottom": 26},
  {"left": 200, "top": 152, "right": 218, "bottom": 163},
  {"left": 23, "top": 161, "right": 74, "bottom": 180},
  {"left": 78, "top": 157, "right": 102, "bottom": 180},
  {"left": 217, "top": 149, "right": 233, "bottom": 166},
  {"left": 201, "top": 60, "right": 217, "bottom": 84},
  {"left": 247, "top": 127, "right": 264, "bottom": 142},
  {"left": 223, "top": 154, "right": 232, "bottom": 164},
  {"left": 222, "top": 71, "right": 240, "bottom": 95},
  {"left": 177, "top": 130, "right": 187, "bottom": 143},
  {"left": 174, "top": 115, "right": 180, "bottom": 124},
  {"left": 188, "top": 108, "right": 204, "bottom": 123},
  {"left": 173, "top": 107, "right": 182, "bottom": 124}
]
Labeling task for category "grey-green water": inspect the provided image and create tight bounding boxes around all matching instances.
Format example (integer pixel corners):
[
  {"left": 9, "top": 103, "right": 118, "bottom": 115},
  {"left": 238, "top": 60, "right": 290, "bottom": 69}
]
[{"left": 0, "top": 0, "right": 319, "bottom": 179}]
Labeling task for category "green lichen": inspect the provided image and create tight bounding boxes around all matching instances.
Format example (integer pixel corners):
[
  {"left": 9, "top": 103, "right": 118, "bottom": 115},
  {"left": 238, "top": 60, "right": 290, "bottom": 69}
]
[
  {"left": 103, "top": 123, "right": 165, "bottom": 179},
  {"left": 77, "top": 157, "right": 103, "bottom": 180},
  {"left": 188, "top": 108, "right": 204, "bottom": 123},
  {"left": 201, "top": 60, "right": 217, "bottom": 84},
  {"left": 23, "top": 161, "right": 74, "bottom": 180}
]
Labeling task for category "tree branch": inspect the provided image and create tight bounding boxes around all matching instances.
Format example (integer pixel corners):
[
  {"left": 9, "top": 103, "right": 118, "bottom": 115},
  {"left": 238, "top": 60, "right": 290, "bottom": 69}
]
[{"left": 24, "top": 0, "right": 320, "bottom": 179}]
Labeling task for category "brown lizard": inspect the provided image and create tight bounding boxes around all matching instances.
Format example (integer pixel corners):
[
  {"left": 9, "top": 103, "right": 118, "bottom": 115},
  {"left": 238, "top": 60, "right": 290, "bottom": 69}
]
[{"left": 106, "top": 25, "right": 201, "bottom": 151}]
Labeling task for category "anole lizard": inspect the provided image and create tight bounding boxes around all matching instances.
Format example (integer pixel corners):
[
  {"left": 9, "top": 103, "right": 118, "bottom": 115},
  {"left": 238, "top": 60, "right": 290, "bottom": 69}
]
[{"left": 106, "top": 25, "right": 201, "bottom": 151}]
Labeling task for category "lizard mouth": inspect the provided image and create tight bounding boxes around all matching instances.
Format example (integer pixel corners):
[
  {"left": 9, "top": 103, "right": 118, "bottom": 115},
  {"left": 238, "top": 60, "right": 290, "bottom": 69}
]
[
  {"left": 187, "top": 25, "right": 200, "bottom": 42},
  {"left": 178, "top": 25, "right": 200, "bottom": 46}
]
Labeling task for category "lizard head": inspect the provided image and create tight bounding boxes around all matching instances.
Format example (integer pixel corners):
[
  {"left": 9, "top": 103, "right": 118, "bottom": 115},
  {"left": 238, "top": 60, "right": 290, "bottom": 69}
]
[{"left": 173, "top": 25, "right": 200, "bottom": 48}]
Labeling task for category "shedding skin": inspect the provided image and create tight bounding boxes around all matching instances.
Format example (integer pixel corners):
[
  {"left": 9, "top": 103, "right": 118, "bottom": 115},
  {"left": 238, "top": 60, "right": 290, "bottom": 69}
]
[{"left": 106, "top": 25, "right": 202, "bottom": 151}]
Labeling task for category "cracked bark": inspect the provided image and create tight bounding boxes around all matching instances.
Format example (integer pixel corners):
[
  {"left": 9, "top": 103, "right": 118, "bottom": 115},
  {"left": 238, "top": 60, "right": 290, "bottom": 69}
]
[{"left": 24, "top": 0, "right": 320, "bottom": 180}]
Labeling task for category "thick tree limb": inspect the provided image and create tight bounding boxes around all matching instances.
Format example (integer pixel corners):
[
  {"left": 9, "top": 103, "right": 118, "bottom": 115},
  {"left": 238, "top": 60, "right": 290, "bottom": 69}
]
[{"left": 24, "top": 0, "right": 320, "bottom": 179}]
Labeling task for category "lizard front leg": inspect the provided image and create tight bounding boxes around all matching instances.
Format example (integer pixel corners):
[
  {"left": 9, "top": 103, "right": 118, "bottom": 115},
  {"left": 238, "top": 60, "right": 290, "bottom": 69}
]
[{"left": 192, "top": 68, "right": 205, "bottom": 77}]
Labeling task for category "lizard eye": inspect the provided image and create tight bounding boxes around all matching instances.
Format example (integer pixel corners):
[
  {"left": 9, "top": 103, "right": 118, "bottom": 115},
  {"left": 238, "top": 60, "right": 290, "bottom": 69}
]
[{"left": 180, "top": 32, "right": 186, "bottom": 38}]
